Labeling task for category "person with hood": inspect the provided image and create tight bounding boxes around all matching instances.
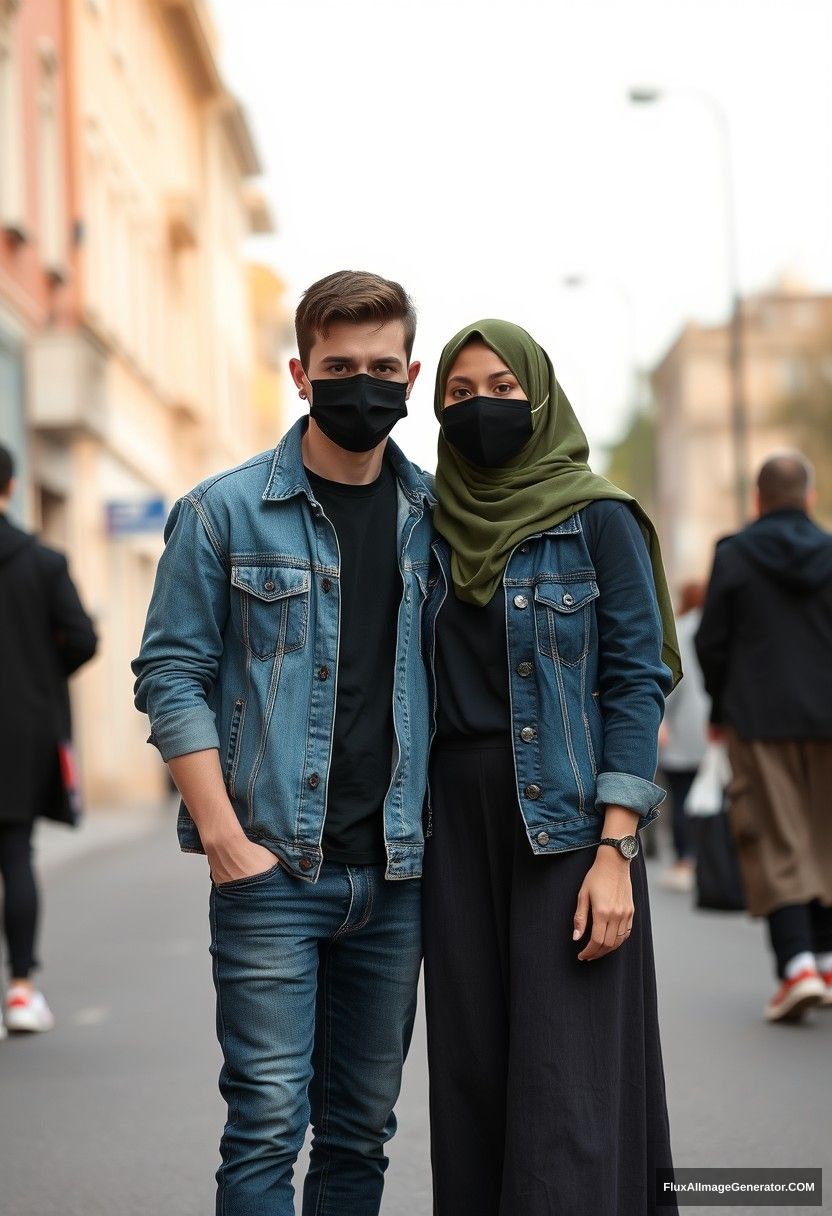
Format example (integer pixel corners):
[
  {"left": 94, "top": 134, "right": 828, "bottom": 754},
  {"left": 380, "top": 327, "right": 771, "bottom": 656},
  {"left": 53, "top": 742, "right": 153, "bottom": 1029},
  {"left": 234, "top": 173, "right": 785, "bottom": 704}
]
[
  {"left": 695, "top": 451, "right": 832, "bottom": 1023},
  {"left": 0, "top": 445, "right": 98, "bottom": 1038},
  {"left": 420, "top": 320, "right": 681, "bottom": 1215}
]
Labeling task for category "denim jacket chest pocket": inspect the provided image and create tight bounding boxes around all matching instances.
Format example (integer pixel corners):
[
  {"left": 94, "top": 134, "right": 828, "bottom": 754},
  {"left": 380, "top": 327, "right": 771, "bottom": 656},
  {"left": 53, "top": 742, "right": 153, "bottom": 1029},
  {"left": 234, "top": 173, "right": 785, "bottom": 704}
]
[
  {"left": 533, "top": 574, "right": 599, "bottom": 667},
  {"left": 230, "top": 562, "right": 310, "bottom": 660}
]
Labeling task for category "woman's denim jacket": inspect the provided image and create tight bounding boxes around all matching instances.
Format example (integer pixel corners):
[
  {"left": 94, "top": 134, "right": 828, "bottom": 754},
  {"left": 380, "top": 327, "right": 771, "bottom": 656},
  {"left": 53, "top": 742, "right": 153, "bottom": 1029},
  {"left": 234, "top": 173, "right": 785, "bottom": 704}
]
[
  {"left": 132, "top": 419, "right": 436, "bottom": 883},
  {"left": 422, "top": 501, "right": 673, "bottom": 854}
]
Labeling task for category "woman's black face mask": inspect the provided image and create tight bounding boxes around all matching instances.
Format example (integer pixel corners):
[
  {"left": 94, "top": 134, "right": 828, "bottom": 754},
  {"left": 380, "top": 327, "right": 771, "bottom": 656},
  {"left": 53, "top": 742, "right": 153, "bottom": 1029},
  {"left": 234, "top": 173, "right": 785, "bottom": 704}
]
[
  {"left": 442, "top": 397, "right": 533, "bottom": 468},
  {"left": 310, "top": 374, "right": 408, "bottom": 453}
]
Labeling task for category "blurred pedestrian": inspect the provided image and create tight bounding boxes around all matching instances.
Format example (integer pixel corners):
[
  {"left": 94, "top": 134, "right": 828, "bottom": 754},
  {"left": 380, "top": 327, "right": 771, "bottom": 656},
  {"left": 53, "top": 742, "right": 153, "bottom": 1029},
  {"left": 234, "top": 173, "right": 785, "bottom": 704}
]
[
  {"left": 133, "top": 272, "right": 433, "bottom": 1214},
  {"left": 421, "top": 321, "right": 681, "bottom": 1215},
  {"left": 695, "top": 451, "right": 832, "bottom": 1022},
  {"left": 658, "top": 581, "right": 709, "bottom": 892},
  {"left": 0, "top": 445, "right": 97, "bottom": 1038}
]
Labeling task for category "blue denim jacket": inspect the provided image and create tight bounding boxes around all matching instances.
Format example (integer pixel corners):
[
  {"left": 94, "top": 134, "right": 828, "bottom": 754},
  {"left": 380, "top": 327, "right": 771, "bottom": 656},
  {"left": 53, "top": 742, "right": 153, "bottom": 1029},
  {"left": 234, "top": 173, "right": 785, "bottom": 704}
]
[
  {"left": 132, "top": 418, "right": 436, "bottom": 883},
  {"left": 422, "top": 500, "right": 673, "bottom": 854}
]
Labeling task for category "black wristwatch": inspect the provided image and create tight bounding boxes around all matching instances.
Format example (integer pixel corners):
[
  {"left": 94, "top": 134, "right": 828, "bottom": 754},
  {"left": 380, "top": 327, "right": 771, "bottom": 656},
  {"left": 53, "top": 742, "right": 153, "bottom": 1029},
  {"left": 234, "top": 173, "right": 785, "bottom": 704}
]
[{"left": 598, "top": 834, "right": 640, "bottom": 860}]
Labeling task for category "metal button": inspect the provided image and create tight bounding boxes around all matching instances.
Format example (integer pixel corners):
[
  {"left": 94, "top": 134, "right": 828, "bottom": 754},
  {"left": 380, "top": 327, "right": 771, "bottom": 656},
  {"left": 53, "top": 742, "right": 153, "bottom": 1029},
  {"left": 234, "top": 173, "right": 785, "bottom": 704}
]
[
  {"left": 307, "top": 773, "right": 320, "bottom": 790},
  {"left": 318, "top": 665, "right": 329, "bottom": 681},
  {"left": 537, "top": 831, "right": 550, "bottom": 846},
  {"left": 525, "top": 783, "right": 542, "bottom": 800},
  {"left": 517, "top": 661, "right": 533, "bottom": 678},
  {"left": 264, "top": 580, "right": 275, "bottom": 592},
  {"left": 562, "top": 592, "right": 575, "bottom": 606},
  {"left": 520, "top": 725, "right": 537, "bottom": 743},
  {"left": 513, "top": 594, "right": 529, "bottom": 610},
  {"left": 519, "top": 543, "right": 530, "bottom": 554},
  {"left": 299, "top": 857, "right": 313, "bottom": 872},
  {"left": 322, "top": 578, "right": 332, "bottom": 593}
]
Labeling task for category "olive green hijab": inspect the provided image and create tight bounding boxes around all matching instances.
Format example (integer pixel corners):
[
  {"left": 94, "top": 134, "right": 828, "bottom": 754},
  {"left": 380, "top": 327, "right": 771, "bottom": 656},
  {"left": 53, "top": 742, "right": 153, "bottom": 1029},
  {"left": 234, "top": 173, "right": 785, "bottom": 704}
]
[{"left": 434, "top": 319, "right": 682, "bottom": 691}]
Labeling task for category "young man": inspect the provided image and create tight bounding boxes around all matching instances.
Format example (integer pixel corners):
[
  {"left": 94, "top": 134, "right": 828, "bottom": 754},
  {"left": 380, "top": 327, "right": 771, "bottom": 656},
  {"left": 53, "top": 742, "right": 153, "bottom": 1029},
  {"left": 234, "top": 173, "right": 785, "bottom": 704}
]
[
  {"left": 132, "top": 271, "right": 435, "bottom": 1214},
  {"left": 695, "top": 451, "right": 832, "bottom": 1023}
]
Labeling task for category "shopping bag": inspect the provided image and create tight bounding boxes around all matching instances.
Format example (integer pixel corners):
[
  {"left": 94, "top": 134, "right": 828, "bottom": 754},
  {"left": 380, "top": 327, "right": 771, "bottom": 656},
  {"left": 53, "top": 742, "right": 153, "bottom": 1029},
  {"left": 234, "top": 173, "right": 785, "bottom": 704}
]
[{"left": 686, "top": 742, "right": 746, "bottom": 911}]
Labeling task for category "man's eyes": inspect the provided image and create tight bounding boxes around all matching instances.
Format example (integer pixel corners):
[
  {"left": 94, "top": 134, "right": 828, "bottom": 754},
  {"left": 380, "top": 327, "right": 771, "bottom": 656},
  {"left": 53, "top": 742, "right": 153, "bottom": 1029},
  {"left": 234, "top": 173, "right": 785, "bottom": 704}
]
[{"left": 373, "top": 364, "right": 397, "bottom": 376}]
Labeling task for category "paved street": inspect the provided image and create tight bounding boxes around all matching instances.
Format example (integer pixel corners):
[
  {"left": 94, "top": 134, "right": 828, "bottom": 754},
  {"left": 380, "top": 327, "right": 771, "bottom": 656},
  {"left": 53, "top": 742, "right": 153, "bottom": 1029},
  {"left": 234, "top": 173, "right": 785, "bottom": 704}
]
[{"left": 1, "top": 808, "right": 829, "bottom": 1216}]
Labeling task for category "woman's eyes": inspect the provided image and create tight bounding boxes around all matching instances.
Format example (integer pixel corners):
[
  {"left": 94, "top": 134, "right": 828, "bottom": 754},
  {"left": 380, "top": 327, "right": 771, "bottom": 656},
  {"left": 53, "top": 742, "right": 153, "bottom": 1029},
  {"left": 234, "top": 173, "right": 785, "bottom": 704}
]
[{"left": 448, "top": 382, "right": 516, "bottom": 401}]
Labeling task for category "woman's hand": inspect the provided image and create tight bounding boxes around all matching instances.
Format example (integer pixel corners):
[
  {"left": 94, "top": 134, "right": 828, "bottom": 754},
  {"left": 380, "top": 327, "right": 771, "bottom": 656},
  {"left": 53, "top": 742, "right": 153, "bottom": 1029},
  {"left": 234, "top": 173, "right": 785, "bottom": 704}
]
[{"left": 573, "top": 849, "right": 635, "bottom": 960}]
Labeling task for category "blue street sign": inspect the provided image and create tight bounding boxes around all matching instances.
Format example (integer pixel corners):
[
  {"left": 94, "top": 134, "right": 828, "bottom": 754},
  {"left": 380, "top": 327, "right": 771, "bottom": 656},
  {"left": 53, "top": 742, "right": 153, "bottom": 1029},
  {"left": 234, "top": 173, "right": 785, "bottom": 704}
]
[{"left": 106, "top": 498, "right": 167, "bottom": 536}]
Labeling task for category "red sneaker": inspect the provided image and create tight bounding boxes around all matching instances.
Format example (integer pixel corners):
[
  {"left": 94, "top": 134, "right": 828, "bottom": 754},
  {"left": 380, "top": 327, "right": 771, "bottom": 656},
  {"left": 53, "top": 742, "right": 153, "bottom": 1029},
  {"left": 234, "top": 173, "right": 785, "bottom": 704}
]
[
  {"left": 764, "top": 969, "right": 825, "bottom": 1022},
  {"left": 819, "top": 969, "right": 832, "bottom": 1008}
]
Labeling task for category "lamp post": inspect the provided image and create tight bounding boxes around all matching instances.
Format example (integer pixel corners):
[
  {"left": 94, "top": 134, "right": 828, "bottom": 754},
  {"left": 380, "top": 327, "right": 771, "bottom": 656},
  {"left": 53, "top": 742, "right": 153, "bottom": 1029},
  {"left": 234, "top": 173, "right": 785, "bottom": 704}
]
[{"left": 629, "top": 87, "right": 750, "bottom": 523}]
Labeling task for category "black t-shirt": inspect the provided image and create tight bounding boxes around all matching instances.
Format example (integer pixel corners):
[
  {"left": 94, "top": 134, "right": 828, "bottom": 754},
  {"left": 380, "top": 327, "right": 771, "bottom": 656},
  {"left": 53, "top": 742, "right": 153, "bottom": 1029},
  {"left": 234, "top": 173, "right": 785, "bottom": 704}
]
[
  {"left": 305, "top": 460, "right": 400, "bottom": 864},
  {"left": 434, "top": 581, "right": 512, "bottom": 742}
]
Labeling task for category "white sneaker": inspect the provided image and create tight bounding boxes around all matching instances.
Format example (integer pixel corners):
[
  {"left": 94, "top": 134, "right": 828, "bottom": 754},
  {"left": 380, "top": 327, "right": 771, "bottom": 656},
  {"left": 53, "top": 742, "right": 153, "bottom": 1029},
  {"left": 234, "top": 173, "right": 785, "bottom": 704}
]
[
  {"left": 659, "top": 862, "right": 696, "bottom": 893},
  {"left": 3, "top": 986, "right": 56, "bottom": 1033}
]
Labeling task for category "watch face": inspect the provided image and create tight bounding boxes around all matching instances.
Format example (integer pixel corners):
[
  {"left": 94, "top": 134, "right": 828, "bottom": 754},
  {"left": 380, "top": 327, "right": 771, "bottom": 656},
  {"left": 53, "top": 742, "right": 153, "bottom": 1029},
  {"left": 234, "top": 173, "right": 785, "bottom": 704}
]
[{"left": 620, "top": 835, "right": 639, "bottom": 859}]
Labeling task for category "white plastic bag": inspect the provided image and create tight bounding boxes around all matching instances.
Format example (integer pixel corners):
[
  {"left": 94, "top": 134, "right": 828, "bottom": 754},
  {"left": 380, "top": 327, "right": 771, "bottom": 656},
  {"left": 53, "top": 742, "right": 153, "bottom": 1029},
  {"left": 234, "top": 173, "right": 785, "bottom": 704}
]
[{"left": 684, "top": 741, "right": 732, "bottom": 818}]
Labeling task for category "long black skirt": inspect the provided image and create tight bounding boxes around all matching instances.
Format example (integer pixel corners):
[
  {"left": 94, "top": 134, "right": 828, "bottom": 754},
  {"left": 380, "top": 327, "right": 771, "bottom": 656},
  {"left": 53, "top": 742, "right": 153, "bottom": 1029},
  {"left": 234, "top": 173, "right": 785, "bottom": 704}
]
[{"left": 422, "top": 740, "right": 679, "bottom": 1216}]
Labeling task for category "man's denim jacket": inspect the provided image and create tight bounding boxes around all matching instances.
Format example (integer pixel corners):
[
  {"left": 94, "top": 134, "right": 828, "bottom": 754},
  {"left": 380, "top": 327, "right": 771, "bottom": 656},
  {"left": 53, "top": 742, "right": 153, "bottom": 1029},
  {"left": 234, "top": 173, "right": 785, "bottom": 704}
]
[
  {"left": 422, "top": 500, "right": 674, "bottom": 854},
  {"left": 132, "top": 418, "right": 436, "bottom": 883}
]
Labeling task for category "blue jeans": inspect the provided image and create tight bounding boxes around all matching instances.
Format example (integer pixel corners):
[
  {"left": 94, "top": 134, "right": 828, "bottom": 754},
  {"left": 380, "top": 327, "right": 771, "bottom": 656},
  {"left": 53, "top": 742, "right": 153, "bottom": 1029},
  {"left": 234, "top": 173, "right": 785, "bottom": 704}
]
[{"left": 208, "top": 860, "right": 422, "bottom": 1215}]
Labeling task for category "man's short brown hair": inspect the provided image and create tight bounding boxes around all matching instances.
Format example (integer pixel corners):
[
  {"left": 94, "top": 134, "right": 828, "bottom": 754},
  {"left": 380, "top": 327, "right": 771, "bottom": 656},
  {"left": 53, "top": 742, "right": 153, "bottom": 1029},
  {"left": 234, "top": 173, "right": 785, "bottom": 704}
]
[{"left": 295, "top": 270, "right": 416, "bottom": 368}]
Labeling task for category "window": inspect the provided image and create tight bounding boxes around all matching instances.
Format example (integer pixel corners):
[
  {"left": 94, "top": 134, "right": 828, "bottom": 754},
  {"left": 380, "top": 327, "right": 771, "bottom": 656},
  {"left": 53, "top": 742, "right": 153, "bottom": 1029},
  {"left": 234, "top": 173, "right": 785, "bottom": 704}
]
[
  {"left": 37, "top": 39, "right": 67, "bottom": 277},
  {"left": 0, "top": 0, "right": 25, "bottom": 235}
]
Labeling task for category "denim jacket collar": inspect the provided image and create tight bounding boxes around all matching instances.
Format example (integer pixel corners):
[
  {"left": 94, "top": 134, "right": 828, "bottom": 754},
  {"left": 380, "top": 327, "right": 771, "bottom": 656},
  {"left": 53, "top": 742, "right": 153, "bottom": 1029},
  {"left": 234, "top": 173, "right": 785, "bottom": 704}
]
[{"left": 263, "top": 417, "right": 435, "bottom": 510}]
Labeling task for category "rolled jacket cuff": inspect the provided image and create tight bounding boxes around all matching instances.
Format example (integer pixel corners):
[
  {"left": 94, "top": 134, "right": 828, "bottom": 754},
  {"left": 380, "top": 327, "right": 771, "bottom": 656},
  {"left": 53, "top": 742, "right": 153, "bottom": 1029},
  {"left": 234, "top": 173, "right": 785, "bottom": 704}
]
[
  {"left": 147, "top": 707, "right": 220, "bottom": 762},
  {"left": 595, "top": 771, "right": 667, "bottom": 818}
]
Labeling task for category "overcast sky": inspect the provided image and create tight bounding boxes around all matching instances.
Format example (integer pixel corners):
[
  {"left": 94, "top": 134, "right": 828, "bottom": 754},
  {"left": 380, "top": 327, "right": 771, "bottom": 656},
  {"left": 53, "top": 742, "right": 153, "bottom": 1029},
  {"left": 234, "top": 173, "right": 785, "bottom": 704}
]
[{"left": 212, "top": 0, "right": 832, "bottom": 470}]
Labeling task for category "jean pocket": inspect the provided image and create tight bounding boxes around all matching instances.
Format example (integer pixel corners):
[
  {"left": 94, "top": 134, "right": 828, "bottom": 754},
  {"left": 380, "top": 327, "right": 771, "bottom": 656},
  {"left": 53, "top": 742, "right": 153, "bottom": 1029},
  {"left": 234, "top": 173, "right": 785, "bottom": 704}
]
[
  {"left": 231, "top": 564, "right": 310, "bottom": 660},
  {"left": 534, "top": 576, "right": 599, "bottom": 666},
  {"left": 212, "top": 860, "right": 284, "bottom": 892}
]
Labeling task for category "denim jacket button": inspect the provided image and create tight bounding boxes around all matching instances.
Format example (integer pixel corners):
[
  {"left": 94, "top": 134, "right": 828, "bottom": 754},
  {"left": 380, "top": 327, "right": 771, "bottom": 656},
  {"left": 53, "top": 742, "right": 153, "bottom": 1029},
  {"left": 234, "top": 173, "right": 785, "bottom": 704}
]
[
  {"left": 562, "top": 592, "right": 575, "bottom": 606},
  {"left": 299, "top": 857, "right": 313, "bottom": 871},
  {"left": 307, "top": 773, "right": 320, "bottom": 789},
  {"left": 263, "top": 580, "right": 275, "bottom": 592},
  {"left": 318, "top": 666, "right": 329, "bottom": 680},
  {"left": 525, "top": 783, "right": 542, "bottom": 800},
  {"left": 517, "top": 661, "right": 533, "bottom": 678},
  {"left": 536, "top": 830, "right": 550, "bottom": 846},
  {"left": 513, "top": 594, "right": 529, "bottom": 610},
  {"left": 321, "top": 578, "right": 332, "bottom": 592},
  {"left": 520, "top": 725, "right": 537, "bottom": 743}
]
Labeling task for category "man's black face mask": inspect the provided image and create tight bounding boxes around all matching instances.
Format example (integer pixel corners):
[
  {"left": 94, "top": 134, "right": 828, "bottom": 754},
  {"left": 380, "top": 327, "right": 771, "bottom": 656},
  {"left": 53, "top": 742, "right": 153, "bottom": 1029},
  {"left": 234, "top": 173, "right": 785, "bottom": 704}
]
[
  {"left": 442, "top": 397, "right": 533, "bottom": 468},
  {"left": 310, "top": 374, "right": 408, "bottom": 453}
]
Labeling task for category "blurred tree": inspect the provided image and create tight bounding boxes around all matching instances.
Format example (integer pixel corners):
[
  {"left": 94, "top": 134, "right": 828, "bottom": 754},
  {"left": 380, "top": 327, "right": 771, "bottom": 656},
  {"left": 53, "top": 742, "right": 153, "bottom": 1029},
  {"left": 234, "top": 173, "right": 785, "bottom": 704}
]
[
  {"left": 602, "top": 403, "right": 658, "bottom": 515},
  {"left": 771, "top": 358, "right": 832, "bottom": 525}
]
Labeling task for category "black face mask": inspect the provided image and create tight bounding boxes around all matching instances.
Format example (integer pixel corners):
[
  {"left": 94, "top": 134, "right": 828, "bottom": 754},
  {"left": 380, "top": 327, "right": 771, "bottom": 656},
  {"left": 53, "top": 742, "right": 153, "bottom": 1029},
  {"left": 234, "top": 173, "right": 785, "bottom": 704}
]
[
  {"left": 442, "top": 397, "right": 533, "bottom": 467},
  {"left": 309, "top": 374, "right": 408, "bottom": 453}
]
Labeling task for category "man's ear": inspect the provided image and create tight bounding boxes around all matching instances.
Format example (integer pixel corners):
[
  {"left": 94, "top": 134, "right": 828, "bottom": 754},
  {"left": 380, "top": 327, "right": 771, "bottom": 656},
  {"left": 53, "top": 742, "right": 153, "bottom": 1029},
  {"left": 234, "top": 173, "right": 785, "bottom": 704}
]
[
  {"left": 289, "top": 357, "right": 312, "bottom": 401},
  {"left": 405, "top": 360, "right": 421, "bottom": 400}
]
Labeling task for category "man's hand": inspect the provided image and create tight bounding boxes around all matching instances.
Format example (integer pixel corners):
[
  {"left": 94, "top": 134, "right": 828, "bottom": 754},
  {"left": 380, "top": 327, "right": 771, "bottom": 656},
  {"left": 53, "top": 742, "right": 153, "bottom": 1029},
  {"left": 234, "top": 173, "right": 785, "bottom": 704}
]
[
  {"left": 205, "top": 833, "right": 280, "bottom": 886},
  {"left": 167, "top": 749, "right": 280, "bottom": 885}
]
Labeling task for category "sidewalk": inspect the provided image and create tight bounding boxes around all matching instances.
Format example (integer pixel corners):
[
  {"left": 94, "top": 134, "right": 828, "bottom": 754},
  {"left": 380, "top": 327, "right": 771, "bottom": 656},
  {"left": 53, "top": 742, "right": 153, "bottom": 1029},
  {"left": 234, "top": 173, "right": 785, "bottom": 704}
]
[{"left": 33, "top": 796, "right": 179, "bottom": 874}]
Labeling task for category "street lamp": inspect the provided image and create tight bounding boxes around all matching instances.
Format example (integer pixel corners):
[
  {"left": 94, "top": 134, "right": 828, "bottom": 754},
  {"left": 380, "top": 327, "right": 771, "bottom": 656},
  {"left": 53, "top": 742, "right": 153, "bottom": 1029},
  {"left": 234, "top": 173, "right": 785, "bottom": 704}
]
[{"left": 629, "top": 86, "right": 750, "bottom": 523}]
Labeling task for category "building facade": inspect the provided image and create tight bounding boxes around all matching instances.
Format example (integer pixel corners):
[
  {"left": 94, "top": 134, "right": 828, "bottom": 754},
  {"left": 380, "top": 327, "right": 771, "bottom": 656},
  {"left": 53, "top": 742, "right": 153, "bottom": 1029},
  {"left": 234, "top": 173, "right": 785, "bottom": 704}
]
[
  {"left": 651, "top": 280, "right": 832, "bottom": 593},
  {"left": 1, "top": 0, "right": 273, "bottom": 807}
]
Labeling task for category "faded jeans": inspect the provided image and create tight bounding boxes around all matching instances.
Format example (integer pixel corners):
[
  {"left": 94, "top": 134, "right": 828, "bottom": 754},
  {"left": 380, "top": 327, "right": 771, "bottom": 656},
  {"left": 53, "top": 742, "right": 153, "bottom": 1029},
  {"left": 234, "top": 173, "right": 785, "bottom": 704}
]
[{"left": 208, "top": 859, "right": 421, "bottom": 1215}]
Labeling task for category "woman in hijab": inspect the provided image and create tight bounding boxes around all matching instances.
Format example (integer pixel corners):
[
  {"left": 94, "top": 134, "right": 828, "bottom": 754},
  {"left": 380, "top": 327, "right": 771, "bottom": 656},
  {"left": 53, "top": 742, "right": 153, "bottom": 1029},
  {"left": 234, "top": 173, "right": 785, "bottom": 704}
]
[{"left": 421, "top": 319, "right": 682, "bottom": 1216}]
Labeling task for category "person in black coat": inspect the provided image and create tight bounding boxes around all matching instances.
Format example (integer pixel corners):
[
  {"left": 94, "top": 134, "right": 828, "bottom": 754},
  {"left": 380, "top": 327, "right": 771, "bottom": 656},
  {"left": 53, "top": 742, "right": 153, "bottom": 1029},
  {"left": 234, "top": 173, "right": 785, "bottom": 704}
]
[
  {"left": 695, "top": 450, "right": 832, "bottom": 1023},
  {"left": 0, "top": 445, "right": 97, "bottom": 1036}
]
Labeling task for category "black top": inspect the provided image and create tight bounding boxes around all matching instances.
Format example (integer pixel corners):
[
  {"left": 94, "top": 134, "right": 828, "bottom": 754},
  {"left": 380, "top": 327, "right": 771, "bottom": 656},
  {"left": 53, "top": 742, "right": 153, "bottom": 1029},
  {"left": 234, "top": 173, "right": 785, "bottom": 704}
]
[
  {"left": 435, "top": 582, "right": 512, "bottom": 742},
  {"left": 695, "top": 507, "right": 832, "bottom": 739},
  {"left": 0, "top": 514, "right": 98, "bottom": 825},
  {"left": 305, "top": 462, "right": 400, "bottom": 863}
]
